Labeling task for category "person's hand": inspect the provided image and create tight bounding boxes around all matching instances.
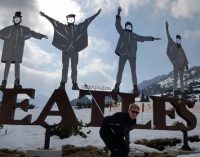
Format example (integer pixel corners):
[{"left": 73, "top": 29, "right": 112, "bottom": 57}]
[
  {"left": 117, "top": 6, "right": 122, "bottom": 15},
  {"left": 97, "top": 8, "right": 101, "bottom": 15},
  {"left": 153, "top": 37, "right": 161, "bottom": 40},
  {"left": 118, "top": 7, "right": 122, "bottom": 13},
  {"left": 42, "top": 35, "right": 48, "bottom": 39},
  {"left": 40, "top": 11, "right": 45, "bottom": 16}
]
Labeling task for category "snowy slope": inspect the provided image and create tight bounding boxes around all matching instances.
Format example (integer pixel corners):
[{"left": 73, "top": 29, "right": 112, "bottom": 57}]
[{"left": 139, "top": 66, "right": 200, "bottom": 101}]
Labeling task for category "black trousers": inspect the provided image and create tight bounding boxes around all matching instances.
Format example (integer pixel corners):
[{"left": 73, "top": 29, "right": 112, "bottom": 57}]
[{"left": 100, "top": 128, "right": 129, "bottom": 157}]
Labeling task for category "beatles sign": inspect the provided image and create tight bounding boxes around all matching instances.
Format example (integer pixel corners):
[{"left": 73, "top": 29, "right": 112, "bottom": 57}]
[{"left": 0, "top": 88, "right": 197, "bottom": 132}]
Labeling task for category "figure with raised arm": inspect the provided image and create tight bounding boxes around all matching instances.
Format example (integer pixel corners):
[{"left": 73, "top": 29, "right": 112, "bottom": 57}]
[
  {"left": 40, "top": 9, "right": 101, "bottom": 90},
  {"left": 112, "top": 7, "right": 160, "bottom": 94},
  {"left": 0, "top": 11, "right": 48, "bottom": 89},
  {"left": 166, "top": 21, "right": 188, "bottom": 98}
]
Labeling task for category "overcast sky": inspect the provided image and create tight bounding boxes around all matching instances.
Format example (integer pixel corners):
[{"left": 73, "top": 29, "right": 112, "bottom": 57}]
[{"left": 0, "top": 0, "right": 200, "bottom": 100}]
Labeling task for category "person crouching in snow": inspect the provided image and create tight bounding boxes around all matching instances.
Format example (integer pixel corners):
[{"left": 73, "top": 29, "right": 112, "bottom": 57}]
[{"left": 99, "top": 103, "right": 140, "bottom": 157}]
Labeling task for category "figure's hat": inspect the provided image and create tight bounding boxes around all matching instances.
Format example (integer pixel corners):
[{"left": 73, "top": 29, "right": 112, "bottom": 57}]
[
  {"left": 125, "top": 21, "right": 133, "bottom": 28},
  {"left": 14, "top": 11, "right": 22, "bottom": 17},
  {"left": 176, "top": 35, "right": 181, "bottom": 39},
  {"left": 66, "top": 14, "right": 75, "bottom": 18}
]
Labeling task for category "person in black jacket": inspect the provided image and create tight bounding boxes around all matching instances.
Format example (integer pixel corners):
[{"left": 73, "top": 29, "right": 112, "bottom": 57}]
[{"left": 99, "top": 103, "right": 140, "bottom": 157}]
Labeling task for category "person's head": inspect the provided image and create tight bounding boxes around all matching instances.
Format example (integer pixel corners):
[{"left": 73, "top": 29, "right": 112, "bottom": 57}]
[
  {"left": 176, "top": 34, "right": 181, "bottom": 46},
  {"left": 13, "top": 11, "right": 22, "bottom": 25},
  {"left": 66, "top": 14, "right": 75, "bottom": 25},
  {"left": 128, "top": 103, "right": 140, "bottom": 120},
  {"left": 125, "top": 21, "right": 133, "bottom": 32}
]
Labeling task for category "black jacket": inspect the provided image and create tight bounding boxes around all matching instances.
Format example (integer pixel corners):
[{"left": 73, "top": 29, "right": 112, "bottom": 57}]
[{"left": 100, "top": 112, "right": 136, "bottom": 139}]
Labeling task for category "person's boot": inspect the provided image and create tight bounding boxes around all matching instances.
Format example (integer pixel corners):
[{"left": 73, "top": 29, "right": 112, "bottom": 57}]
[
  {"left": 14, "top": 79, "right": 22, "bottom": 89},
  {"left": 112, "top": 83, "right": 120, "bottom": 92},
  {"left": 58, "top": 81, "right": 65, "bottom": 89},
  {"left": 0, "top": 80, "right": 7, "bottom": 89},
  {"left": 133, "top": 85, "right": 139, "bottom": 94},
  {"left": 72, "top": 82, "right": 79, "bottom": 90},
  {"left": 181, "top": 92, "right": 186, "bottom": 99},
  {"left": 174, "top": 90, "right": 179, "bottom": 98}
]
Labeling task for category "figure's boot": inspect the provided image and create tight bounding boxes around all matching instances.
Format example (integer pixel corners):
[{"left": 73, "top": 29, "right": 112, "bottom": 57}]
[
  {"left": 58, "top": 81, "right": 65, "bottom": 89},
  {"left": 72, "top": 82, "right": 79, "bottom": 90},
  {"left": 133, "top": 85, "right": 139, "bottom": 94},
  {"left": 173, "top": 90, "right": 178, "bottom": 98},
  {"left": 0, "top": 80, "right": 7, "bottom": 89},
  {"left": 14, "top": 79, "right": 22, "bottom": 89},
  {"left": 112, "top": 83, "right": 120, "bottom": 92}
]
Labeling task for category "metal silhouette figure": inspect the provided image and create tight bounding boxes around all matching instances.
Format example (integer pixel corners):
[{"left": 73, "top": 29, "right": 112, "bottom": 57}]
[
  {"left": 0, "top": 11, "right": 48, "bottom": 89},
  {"left": 40, "top": 9, "right": 101, "bottom": 90},
  {"left": 112, "top": 7, "right": 161, "bottom": 94},
  {"left": 166, "top": 21, "right": 188, "bottom": 98}
]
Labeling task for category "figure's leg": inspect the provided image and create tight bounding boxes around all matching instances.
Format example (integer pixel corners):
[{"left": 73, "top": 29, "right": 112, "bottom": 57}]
[
  {"left": 15, "top": 62, "right": 20, "bottom": 80},
  {"left": 0, "top": 62, "right": 11, "bottom": 88},
  {"left": 60, "top": 52, "right": 70, "bottom": 89},
  {"left": 113, "top": 56, "right": 127, "bottom": 92},
  {"left": 71, "top": 52, "right": 79, "bottom": 90},
  {"left": 179, "top": 69, "right": 185, "bottom": 98},
  {"left": 129, "top": 57, "right": 139, "bottom": 94},
  {"left": 4, "top": 62, "right": 11, "bottom": 81},
  {"left": 173, "top": 67, "right": 178, "bottom": 97},
  {"left": 14, "top": 62, "right": 22, "bottom": 88},
  {"left": 179, "top": 69, "right": 184, "bottom": 92}
]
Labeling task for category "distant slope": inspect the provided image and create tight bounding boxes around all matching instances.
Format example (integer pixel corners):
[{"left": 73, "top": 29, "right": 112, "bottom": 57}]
[{"left": 139, "top": 66, "right": 200, "bottom": 96}]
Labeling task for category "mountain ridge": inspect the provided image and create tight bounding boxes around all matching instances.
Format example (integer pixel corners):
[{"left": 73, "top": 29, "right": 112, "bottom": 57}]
[{"left": 139, "top": 66, "right": 200, "bottom": 98}]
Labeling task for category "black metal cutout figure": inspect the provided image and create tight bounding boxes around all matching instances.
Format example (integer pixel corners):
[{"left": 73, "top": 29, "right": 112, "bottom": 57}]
[
  {"left": 40, "top": 9, "right": 101, "bottom": 90},
  {"left": 112, "top": 7, "right": 161, "bottom": 94},
  {"left": 0, "top": 11, "right": 48, "bottom": 89},
  {"left": 166, "top": 21, "right": 188, "bottom": 98}
]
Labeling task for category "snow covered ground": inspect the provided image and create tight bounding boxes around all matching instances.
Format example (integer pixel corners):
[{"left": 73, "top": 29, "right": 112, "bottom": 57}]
[{"left": 0, "top": 102, "right": 200, "bottom": 157}]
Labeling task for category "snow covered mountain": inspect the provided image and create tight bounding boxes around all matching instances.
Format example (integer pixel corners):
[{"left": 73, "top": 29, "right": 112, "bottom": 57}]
[{"left": 139, "top": 66, "right": 200, "bottom": 100}]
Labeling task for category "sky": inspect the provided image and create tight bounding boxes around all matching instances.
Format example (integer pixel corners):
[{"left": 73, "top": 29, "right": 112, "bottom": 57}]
[{"left": 0, "top": 0, "right": 200, "bottom": 100}]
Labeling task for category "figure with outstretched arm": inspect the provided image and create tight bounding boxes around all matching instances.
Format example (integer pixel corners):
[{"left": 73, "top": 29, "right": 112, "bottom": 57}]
[
  {"left": 165, "top": 21, "right": 188, "bottom": 98},
  {"left": 112, "top": 7, "right": 161, "bottom": 94},
  {"left": 0, "top": 11, "right": 48, "bottom": 89},
  {"left": 40, "top": 9, "right": 101, "bottom": 90}
]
